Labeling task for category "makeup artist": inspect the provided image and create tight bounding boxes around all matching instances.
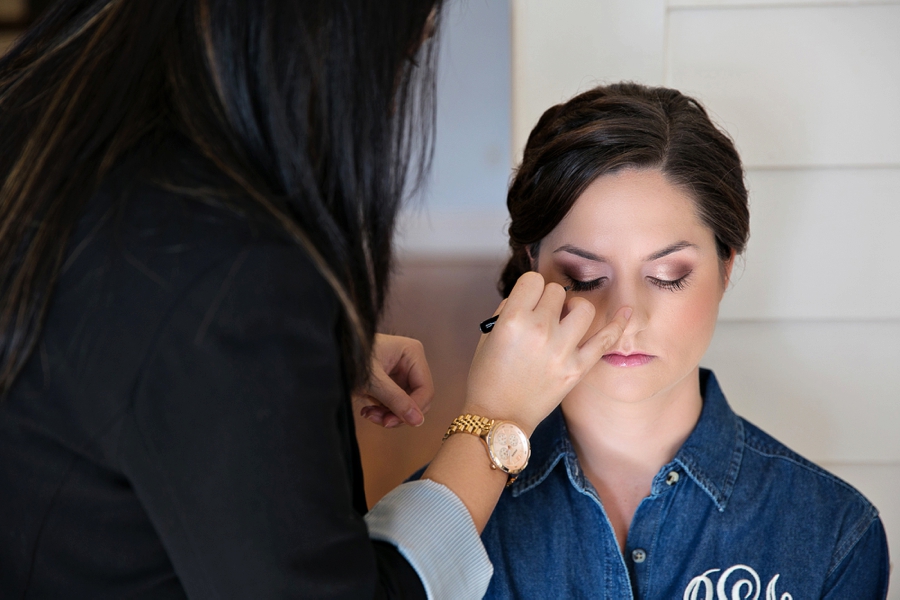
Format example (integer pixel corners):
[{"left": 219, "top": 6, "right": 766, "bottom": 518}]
[{"left": 0, "top": 0, "right": 630, "bottom": 597}]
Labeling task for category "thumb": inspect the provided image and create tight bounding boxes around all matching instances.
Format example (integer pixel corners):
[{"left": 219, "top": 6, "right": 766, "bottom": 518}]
[
  {"left": 367, "top": 367, "right": 425, "bottom": 427},
  {"left": 577, "top": 306, "right": 632, "bottom": 369}
]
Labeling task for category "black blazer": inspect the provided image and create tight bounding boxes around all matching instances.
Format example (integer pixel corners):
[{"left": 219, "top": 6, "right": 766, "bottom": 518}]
[{"left": 0, "top": 140, "right": 425, "bottom": 598}]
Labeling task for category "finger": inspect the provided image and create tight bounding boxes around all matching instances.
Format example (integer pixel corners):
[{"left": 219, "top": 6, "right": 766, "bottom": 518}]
[
  {"left": 577, "top": 306, "right": 632, "bottom": 368},
  {"left": 404, "top": 362, "right": 434, "bottom": 416},
  {"left": 361, "top": 397, "right": 411, "bottom": 429},
  {"left": 532, "top": 282, "right": 568, "bottom": 323},
  {"left": 557, "top": 296, "right": 597, "bottom": 340},
  {"left": 390, "top": 342, "right": 434, "bottom": 415},
  {"left": 383, "top": 414, "right": 403, "bottom": 428},
  {"left": 368, "top": 367, "right": 425, "bottom": 427},
  {"left": 360, "top": 404, "right": 389, "bottom": 426},
  {"left": 503, "top": 271, "right": 545, "bottom": 314}
]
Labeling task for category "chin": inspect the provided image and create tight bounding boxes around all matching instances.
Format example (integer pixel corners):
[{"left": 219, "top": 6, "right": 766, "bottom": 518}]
[
  {"left": 578, "top": 361, "right": 693, "bottom": 405},
  {"left": 579, "top": 369, "right": 664, "bottom": 404}
]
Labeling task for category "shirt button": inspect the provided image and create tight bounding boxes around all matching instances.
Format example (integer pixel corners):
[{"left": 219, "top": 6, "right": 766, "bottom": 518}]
[
  {"left": 665, "top": 471, "right": 680, "bottom": 485},
  {"left": 632, "top": 548, "right": 647, "bottom": 563}
]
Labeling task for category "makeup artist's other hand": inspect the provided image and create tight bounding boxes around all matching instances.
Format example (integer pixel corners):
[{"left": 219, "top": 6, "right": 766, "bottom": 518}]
[
  {"left": 465, "top": 272, "right": 631, "bottom": 435},
  {"left": 354, "top": 334, "right": 434, "bottom": 428}
]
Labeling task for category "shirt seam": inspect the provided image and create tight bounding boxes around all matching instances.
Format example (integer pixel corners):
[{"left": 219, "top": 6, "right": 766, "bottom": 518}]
[
  {"left": 113, "top": 246, "right": 259, "bottom": 596},
  {"left": 21, "top": 452, "right": 79, "bottom": 593},
  {"left": 741, "top": 442, "right": 878, "bottom": 511},
  {"left": 740, "top": 439, "right": 880, "bottom": 578},
  {"left": 824, "top": 513, "right": 882, "bottom": 581},
  {"left": 513, "top": 451, "right": 567, "bottom": 496}
]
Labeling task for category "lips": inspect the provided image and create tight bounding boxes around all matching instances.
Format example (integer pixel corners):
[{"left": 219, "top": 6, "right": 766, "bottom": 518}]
[{"left": 602, "top": 353, "right": 654, "bottom": 367}]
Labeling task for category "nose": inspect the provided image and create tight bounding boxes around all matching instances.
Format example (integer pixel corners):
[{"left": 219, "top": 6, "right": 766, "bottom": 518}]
[{"left": 603, "top": 278, "right": 648, "bottom": 339}]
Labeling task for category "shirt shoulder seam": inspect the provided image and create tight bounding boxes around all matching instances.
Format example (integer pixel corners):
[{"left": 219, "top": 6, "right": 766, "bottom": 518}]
[
  {"left": 741, "top": 428, "right": 877, "bottom": 512},
  {"left": 825, "top": 513, "right": 882, "bottom": 580}
]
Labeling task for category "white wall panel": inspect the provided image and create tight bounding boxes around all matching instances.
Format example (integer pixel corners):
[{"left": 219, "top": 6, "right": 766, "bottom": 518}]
[
  {"left": 703, "top": 321, "right": 900, "bottom": 463},
  {"left": 719, "top": 167, "right": 900, "bottom": 320},
  {"left": 511, "top": 0, "right": 666, "bottom": 158},
  {"left": 821, "top": 463, "right": 900, "bottom": 599},
  {"left": 666, "top": 4, "right": 900, "bottom": 167}
]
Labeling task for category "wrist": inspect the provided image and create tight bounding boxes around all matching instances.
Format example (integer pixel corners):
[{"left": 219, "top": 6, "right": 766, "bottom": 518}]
[
  {"left": 460, "top": 401, "right": 537, "bottom": 438},
  {"left": 443, "top": 412, "right": 532, "bottom": 488}
]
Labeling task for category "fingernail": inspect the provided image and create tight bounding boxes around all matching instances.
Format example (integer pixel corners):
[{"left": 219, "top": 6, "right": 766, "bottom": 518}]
[
  {"left": 623, "top": 308, "right": 633, "bottom": 320},
  {"left": 405, "top": 408, "right": 424, "bottom": 427},
  {"left": 360, "top": 406, "right": 372, "bottom": 418},
  {"left": 383, "top": 415, "right": 401, "bottom": 428}
]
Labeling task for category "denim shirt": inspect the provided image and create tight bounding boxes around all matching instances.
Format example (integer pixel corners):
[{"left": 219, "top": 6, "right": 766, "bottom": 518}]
[{"left": 481, "top": 370, "right": 890, "bottom": 599}]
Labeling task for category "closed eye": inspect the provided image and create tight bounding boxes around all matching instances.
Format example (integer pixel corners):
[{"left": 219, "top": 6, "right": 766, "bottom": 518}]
[
  {"left": 648, "top": 273, "right": 691, "bottom": 291},
  {"left": 565, "top": 276, "right": 607, "bottom": 292}
]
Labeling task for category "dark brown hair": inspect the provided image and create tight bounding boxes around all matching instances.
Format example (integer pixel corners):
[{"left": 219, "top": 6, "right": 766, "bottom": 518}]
[{"left": 500, "top": 82, "right": 749, "bottom": 297}]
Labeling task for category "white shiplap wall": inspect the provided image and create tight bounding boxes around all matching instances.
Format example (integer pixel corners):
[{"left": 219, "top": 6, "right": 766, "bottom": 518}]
[{"left": 513, "top": 0, "right": 899, "bottom": 595}]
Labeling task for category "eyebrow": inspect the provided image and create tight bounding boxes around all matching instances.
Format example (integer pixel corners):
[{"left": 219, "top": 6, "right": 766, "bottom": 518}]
[
  {"left": 643, "top": 241, "right": 698, "bottom": 262},
  {"left": 552, "top": 240, "right": 698, "bottom": 263},
  {"left": 552, "top": 244, "right": 606, "bottom": 262}
]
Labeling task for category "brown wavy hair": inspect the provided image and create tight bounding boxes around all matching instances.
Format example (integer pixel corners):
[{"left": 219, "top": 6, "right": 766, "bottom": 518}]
[{"left": 500, "top": 82, "right": 749, "bottom": 297}]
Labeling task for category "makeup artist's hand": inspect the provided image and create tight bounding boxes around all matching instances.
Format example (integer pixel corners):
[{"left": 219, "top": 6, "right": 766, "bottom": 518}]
[
  {"left": 464, "top": 271, "right": 631, "bottom": 435},
  {"left": 353, "top": 334, "right": 434, "bottom": 428}
]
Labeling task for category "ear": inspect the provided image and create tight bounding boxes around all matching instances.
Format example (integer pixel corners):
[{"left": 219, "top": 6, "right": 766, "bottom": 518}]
[
  {"left": 721, "top": 249, "right": 736, "bottom": 292},
  {"left": 525, "top": 244, "right": 537, "bottom": 270}
]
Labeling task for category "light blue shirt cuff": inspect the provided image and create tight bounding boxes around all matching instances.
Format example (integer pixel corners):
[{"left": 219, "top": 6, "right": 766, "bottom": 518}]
[{"left": 365, "top": 479, "right": 493, "bottom": 599}]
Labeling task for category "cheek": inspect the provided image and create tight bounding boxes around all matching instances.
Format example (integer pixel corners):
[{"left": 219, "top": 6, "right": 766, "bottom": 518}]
[{"left": 664, "top": 285, "right": 721, "bottom": 356}]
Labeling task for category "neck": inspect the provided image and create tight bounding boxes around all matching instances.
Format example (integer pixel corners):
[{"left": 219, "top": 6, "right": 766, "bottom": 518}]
[
  {"left": 561, "top": 367, "right": 703, "bottom": 487},
  {"left": 561, "top": 367, "right": 704, "bottom": 552}
]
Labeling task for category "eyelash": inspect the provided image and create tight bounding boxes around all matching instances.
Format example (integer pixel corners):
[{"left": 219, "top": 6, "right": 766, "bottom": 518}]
[
  {"left": 565, "top": 276, "right": 607, "bottom": 292},
  {"left": 648, "top": 274, "right": 691, "bottom": 291},
  {"left": 565, "top": 273, "right": 692, "bottom": 292}
]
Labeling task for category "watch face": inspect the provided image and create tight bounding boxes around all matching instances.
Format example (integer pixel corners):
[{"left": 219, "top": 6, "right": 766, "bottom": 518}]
[{"left": 488, "top": 422, "right": 530, "bottom": 474}]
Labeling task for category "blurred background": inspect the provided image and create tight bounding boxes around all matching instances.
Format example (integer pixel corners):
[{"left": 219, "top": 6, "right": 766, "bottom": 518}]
[{"left": 2, "top": 0, "right": 898, "bottom": 594}]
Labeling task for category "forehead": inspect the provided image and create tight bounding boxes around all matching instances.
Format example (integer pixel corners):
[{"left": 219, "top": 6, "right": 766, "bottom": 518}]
[{"left": 542, "top": 168, "right": 712, "bottom": 251}]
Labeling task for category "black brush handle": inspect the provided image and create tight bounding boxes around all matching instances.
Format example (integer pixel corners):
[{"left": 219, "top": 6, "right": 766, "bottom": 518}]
[{"left": 479, "top": 314, "right": 499, "bottom": 334}]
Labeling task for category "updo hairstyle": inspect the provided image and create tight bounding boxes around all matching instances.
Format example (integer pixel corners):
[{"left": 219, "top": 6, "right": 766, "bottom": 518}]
[{"left": 500, "top": 82, "right": 750, "bottom": 297}]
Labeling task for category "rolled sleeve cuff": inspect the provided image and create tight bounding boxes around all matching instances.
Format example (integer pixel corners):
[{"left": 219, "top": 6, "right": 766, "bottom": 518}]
[{"left": 365, "top": 480, "right": 493, "bottom": 599}]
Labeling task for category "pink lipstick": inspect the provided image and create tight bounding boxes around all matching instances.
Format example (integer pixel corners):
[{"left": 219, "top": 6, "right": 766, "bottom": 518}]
[{"left": 602, "top": 353, "right": 654, "bottom": 367}]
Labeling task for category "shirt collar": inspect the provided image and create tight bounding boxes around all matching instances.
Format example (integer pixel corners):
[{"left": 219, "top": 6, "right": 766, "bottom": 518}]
[{"left": 509, "top": 369, "right": 744, "bottom": 512}]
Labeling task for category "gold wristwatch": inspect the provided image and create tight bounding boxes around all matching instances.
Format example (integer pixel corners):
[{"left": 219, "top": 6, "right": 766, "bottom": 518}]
[{"left": 443, "top": 414, "right": 531, "bottom": 486}]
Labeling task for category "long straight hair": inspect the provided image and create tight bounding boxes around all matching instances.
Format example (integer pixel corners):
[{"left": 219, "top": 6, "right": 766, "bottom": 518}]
[{"left": 0, "top": 0, "right": 440, "bottom": 393}]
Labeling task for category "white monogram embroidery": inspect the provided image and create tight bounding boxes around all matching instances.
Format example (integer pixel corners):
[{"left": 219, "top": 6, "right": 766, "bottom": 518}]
[{"left": 683, "top": 565, "right": 793, "bottom": 600}]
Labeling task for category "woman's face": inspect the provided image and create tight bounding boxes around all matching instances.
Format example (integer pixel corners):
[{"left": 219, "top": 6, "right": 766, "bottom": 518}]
[{"left": 534, "top": 168, "right": 731, "bottom": 405}]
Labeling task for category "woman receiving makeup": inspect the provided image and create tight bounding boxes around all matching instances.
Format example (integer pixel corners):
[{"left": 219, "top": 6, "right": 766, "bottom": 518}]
[{"left": 466, "top": 83, "right": 889, "bottom": 599}]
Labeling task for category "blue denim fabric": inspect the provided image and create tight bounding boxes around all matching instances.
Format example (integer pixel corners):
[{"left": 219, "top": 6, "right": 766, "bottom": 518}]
[{"left": 481, "top": 370, "right": 890, "bottom": 599}]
